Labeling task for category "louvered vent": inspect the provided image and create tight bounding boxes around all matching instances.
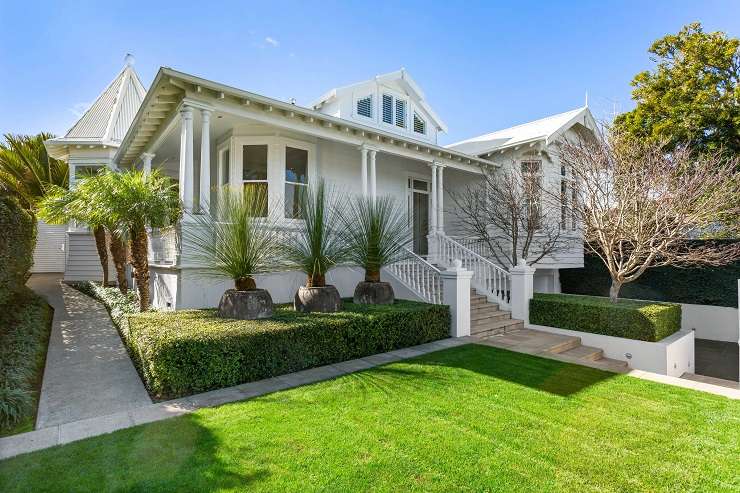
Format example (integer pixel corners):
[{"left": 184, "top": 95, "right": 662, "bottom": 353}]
[
  {"left": 357, "top": 95, "right": 373, "bottom": 118},
  {"left": 413, "top": 112, "right": 426, "bottom": 134},
  {"left": 382, "top": 94, "right": 393, "bottom": 124},
  {"left": 395, "top": 99, "right": 406, "bottom": 128}
]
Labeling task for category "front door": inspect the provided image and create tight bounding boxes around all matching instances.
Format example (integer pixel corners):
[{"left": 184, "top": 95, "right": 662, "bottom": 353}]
[{"left": 408, "top": 178, "right": 430, "bottom": 256}]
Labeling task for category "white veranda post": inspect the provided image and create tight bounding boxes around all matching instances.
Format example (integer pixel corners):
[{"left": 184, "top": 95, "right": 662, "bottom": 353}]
[
  {"left": 179, "top": 105, "right": 194, "bottom": 212},
  {"left": 199, "top": 108, "right": 211, "bottom": 213},
  {"left": 430, "top": 163, "right": 438, "bottom": 232},
  {"left": 437, "top": 164, "right": 444, "bottom": 233},
  {"left": 360, "top": 146, "right": 368, "bottom": 196},
  {"left": 369, "top": 149, "right": 377, "bottom": 202},
  {"left": 141, "top": 153, "right": 154, "bottom": 176}
]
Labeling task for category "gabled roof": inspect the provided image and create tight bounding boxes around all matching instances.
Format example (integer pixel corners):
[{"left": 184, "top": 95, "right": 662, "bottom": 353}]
[
  {"left": 45, "top": 61, "right": 147, "bottom": 159},
  {"left": 446, "top": 107, "right": 597, "bottom": 155},
  {"left": 310, "top": 68, "right": 448, "bottom": 132}
]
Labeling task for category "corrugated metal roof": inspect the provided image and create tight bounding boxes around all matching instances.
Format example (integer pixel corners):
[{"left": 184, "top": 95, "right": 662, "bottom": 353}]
[
  {"left": 64, "top": 65, "right": 146, "bottom": 143},
  {"left": 446, "top": 107, "right": 590, "bottom": 155}
]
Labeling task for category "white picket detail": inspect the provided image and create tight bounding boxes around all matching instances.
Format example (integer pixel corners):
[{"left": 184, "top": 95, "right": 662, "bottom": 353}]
[
  {"left": 435, "top": 233, "right": 511, "bottom": 309},
  {"left": 387, "top": 249, "right": 443, "bottom": 304}
]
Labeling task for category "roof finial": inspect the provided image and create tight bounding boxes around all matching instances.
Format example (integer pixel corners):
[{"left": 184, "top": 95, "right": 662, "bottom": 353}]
[
  {"left": 124, "top": 53, "right": 135, "bottom": 67},
  {"left": 584, "top": 90, "right": 589, "bottom": 108}
]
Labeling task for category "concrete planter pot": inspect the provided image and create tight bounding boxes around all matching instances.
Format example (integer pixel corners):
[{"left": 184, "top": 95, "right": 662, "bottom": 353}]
[
  {"left": 353, "top": 281, "right": 395, "bottom": 305},
  {"left": 294, "top": 285, "right": 343, "bottom": 313},
  {"left": 218, "top": 289, "right": 273, "bottom": 320}
]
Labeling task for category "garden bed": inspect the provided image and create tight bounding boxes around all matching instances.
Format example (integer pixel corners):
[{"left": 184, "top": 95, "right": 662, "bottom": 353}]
[
  {"left": 69, "top": 282, "right": 449, "bottom": 399},
  {"left": 530, "top": 293, "right": 680, "bottom": 342},
  {"left": 0, "top": 288, "right": 53, "bottom": 436}
]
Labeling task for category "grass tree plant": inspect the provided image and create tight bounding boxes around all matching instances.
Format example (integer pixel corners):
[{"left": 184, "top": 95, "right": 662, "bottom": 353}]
[
  {"left": 337, "top": 194, "right": 411, "bottom": 304},
  {"left": 182, "top": 187, "right": 283, "bottom": 319},
  {"left": 283, "top": 180, "right": 348, "bottom": 312}
]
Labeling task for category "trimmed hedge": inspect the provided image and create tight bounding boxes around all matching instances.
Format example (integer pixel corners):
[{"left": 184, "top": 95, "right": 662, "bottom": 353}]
[
  {"left": 530, "top": 293, "right": 681, "bottom": 342},
  {"left": 0, "top": 288, "right": 53, "bottom": 434},
  {"left": 560, "top": 250, "right": 740, "bottom": 308},
  {"left": 0, "top": 196, "right": 36, "bottom": 307},
  {"left": 127, "top": 301, "right": 449, "bottom": 398}
]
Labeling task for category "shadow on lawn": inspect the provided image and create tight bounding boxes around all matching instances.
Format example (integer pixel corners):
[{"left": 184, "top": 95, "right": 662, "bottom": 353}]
[
  {"left": 0, "top": 412, "right": 268, "bottom": 492},
  {"left": 364, "top": 344, "right": 618, "bottom": 398}
]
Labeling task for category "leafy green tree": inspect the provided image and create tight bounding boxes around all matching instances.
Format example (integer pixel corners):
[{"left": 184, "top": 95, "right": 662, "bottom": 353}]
[
  {"left": 614, "top": 23, "right": 740, "bottom": 155},
  {"left": 0, "top": 133, "right": 68, "bottom": 209}
]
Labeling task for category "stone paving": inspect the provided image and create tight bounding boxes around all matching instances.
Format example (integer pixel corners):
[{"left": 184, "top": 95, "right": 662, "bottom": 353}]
[{"left": 26, "top": 275, "right": 151, "bottom": 429}]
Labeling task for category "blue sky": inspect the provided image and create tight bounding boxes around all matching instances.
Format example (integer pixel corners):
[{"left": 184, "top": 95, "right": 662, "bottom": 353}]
[{"left": 1, "top": 0, "right": 738, "bottom": 145}]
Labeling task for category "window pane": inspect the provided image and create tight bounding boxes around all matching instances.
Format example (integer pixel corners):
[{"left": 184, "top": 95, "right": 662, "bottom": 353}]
[
  {"left": 413, "top": 179, "right": 428, "bottom": 191},
  {"left": 285, "top": 183, "right": 306, "bottom": 218},
  {"left": 243, "top": 182, "right": 268, "bottom": 217},
  {"left": 285, "top": 147, "right": 308, "bottom": 184},
  {"left": 243, "top": 145, "right": 268, "bottom": 180},
  {"left": 75, "top": 165, "right": 101, "bottom": 180},
  {"left": 221, "top": 149, "right": 230, "bottom": 186},
  {"left": 382, "top": 94, "right": 393, "bottom": 124}
]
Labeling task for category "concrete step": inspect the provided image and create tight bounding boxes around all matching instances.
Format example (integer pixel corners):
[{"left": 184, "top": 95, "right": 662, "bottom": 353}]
[
  {"left": 471, "top": 312, "right": 512, "bottom": 328},
  {"left": 556, "top": 345, "right": 603, "bottom": 362},
  {"left": 471, "top": 301, "right": 500, "bottom": 313},
  {"left": 471, "top": 318, "right": 524, "bottom": 337},
  {"left": 545, "top": 335, "right": 582, "bottom": 354},
  {"left": 471, "top": 307, "right": 510, "bottom": 321},
  {"left": 471, "top": 296, "right": 489, "bottom": 307}
]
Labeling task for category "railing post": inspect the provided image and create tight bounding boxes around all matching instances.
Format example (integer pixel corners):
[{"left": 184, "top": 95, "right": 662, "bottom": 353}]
[
  {"left": 441, "top": 259, "right": 473, "bottom": 338},
  {"left": 509, "top": 258, "right": 535, "bottom": 324}
]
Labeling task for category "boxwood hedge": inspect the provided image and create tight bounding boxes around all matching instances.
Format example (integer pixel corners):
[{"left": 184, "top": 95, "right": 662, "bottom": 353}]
[
  {"left": 0, "top": 196, "right": 36, "bottom": 307},
  {"left": 127, "top": 302, "right": 449, "bottom": 398},
  {"left": 530, "top": 293, "right": 680, "bottom": 342}
]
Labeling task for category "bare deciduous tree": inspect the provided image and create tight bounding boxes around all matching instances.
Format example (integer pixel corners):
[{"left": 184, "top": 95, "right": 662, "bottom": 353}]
[
  {"left": 558, "top": 130, "right": 740, "bottom": 302},
  {"left": 449, "top": 161, "right": 576, "bottom": 268}
]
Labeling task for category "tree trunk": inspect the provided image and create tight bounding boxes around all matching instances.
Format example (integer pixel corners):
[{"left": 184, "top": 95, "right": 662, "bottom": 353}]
[
  {"left": 235, "top": 276, "right": 256, "bottom": 291},
  {"left": 364, "top": 269, "right": 381, "bottom": 283},
  {"left": 108, "top": 232, "right": 128, "bottom": 294},
  {"left": 130, "top": 226, "right": 150, "bottom": 311},
  {"left": 307, "top": 273, "right": 325, "bottom": 288},
  {"left": 92, "top": 226, "right": 109, "bottom": 287},
  {"left": 609, "top": 279, "right": 622, "bottom": 303}
]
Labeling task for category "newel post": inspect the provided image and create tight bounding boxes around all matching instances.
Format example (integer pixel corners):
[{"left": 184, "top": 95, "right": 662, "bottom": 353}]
[
  {"left": 441, "top": 259, "right": 473, "bottom": 338},
  {"left": 509, "top": 258, "right": 535, "bottom": 324}
]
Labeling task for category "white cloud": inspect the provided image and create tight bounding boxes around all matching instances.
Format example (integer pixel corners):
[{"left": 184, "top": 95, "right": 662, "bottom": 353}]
[{"left": 264, "top": 37, "right": 279, "bottom": 47}]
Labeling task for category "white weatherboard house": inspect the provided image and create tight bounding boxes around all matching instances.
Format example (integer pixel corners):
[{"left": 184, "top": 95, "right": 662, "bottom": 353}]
[{"left": 42, "top": 60, "right": 596, "bottom": 327}]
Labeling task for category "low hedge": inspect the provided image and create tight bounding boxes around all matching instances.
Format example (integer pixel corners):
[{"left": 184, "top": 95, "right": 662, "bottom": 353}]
[
  {"left": 530, "top": 293, "right": 681, "bottom": 342},
  {"left": 0, "top": 288, "right": 53, "bottom": 435},
  {"left": 127, "top": 301, "right": 449, "bottom": 398}
]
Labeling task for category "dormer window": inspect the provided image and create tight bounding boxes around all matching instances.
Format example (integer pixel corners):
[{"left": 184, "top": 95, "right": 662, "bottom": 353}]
[
  {"left": 381, "top": 93, "right": 407, "bottom": 128},
  {"left": 413, "top": 112, "right": 426, "bottom": 134},
  {"left": 356, "top": 95, "right": 373, "bottom": 118}
]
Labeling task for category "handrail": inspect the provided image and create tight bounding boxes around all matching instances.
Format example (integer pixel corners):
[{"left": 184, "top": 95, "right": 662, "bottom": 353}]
[
  {"left": 434, "top": 233, "right": 510, "bottom": 308},
  {"left": 386, "top": 248, "right": 442, "bottom": 304}
]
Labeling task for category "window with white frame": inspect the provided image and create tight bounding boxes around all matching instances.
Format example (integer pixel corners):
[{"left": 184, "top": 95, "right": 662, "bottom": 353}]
[
  {"left": 220, "top": 148, "right": 230, "bottom": 186},
  {"left": 242, "top": 144, "right": 268, "bottom": 216},
  {"left": 413, "top": 111, "right": 426, "bottom": 134},
  {"left": 381, "top": 93, "right": 407, "bottom": 128},
  {"left": 356, "top": 95, "right": 373, "bottom": 118},
  {"left": 285, "top": 146, "right": 308, "bottom": 218},
  {"left": 521, "top": 160, "right": 542, "bottom": 229}
]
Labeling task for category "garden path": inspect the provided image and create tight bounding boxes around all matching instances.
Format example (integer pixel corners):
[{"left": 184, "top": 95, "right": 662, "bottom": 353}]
[{"left": 28, "top": 274, "right": 151, "bottom": 429}]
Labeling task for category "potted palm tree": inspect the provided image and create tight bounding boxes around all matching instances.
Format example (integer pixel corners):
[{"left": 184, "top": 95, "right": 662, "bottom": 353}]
[
  {"left": 284, "top": 180, "right": 347, "bottom": 313},
  {"left": 182, "top": 187, "right": 282, "bottom": 319},
  {"left": 338, "top": 195, "right": 411, "bottom": 304},
  {"left": 95, "top": 169, "right": 180, "bottom": 311}
]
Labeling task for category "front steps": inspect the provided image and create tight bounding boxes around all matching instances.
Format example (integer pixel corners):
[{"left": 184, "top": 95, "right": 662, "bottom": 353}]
[{"left": 469, "top": 289, "right": 628, "bottom": 372}]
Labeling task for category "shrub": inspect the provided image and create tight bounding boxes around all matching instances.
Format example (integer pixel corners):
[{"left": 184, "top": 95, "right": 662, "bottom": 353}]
[
  {"left": 0, "top": 196, "right": 36, "bottom": 307},
  {"left": 530, "top": 293, "right": 680, "bottom": 342},
  {"left": 0, "top": 288, "right": 52, "bottom": 434},
  {"left": 126, "top": 301, "right": 449, "bottom": 398},
  {"left": 560, "top": 249, "right": 740, "bottom": 308}
]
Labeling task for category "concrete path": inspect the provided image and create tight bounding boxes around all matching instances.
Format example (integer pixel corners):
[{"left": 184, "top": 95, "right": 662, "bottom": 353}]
[{"left": 27, "top": 274, "right": 151, "bottom": 430}]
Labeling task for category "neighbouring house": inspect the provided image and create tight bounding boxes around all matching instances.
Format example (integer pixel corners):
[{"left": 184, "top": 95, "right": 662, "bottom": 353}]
[{"left": 42, "top": 59, "right": 597, "bottom": 312}]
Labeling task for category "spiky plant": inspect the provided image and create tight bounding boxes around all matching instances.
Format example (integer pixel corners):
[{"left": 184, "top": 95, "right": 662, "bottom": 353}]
[
  {"left": 0, "top": 133, "right": 68, "bottom": 209},
  {"left": 182, "top": 186, "right": 283, "bottom": 290},
  {"left": 283, "top": 180, "right": 348, "bottom": 287},
  {"left": 337, "top": 195, "right": 411, "bottom": 282},
  {"left": 95, "top": 169, "right": 180, "bottom": 310}
]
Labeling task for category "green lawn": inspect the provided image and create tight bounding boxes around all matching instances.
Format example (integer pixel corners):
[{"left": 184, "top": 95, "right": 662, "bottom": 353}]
[{"left": 1, "top": 344, "right": 738, "bottom": 492}]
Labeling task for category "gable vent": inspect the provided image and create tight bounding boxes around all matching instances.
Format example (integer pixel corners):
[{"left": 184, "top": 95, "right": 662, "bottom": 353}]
[
  {"left": 382, "top": 94, "right": 393, "bottom": 124},
  {"left": 395, "top": 99, "right": 407, "bottom": 128},
  {"left": 413, "top": 112, "right": 426, "bottom": 134},
  {"left": 357, "top": 95, "right": 373, "bottom": 118}
]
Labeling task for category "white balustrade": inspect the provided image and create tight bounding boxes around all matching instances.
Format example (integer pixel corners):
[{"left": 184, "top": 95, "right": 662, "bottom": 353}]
[
  {"left": 386, "top": 248, "right": 442, "bottom": 304},
  {"left": 149, "top": 227, "right": 180, "bottom": 265},
  {"left": 434, "top": 233, "right": 511, "bottom": 309}
]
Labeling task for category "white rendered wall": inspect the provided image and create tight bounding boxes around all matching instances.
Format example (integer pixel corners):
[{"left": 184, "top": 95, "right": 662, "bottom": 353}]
[
  {"left": 529, "top": 323, "right": 695, "bottom": 377},
  {"left": 681, "top": 303, "right": 739, "bottom": 343}
]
